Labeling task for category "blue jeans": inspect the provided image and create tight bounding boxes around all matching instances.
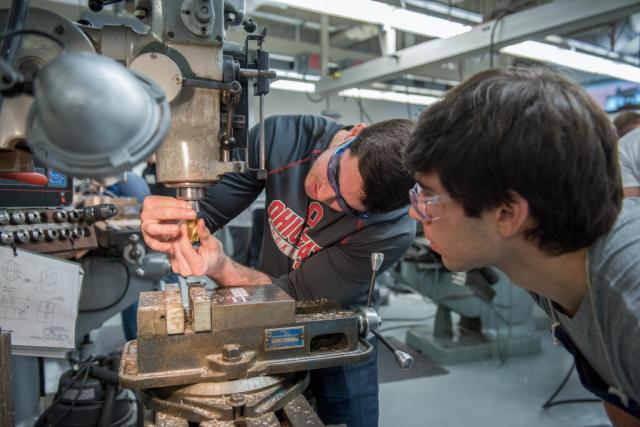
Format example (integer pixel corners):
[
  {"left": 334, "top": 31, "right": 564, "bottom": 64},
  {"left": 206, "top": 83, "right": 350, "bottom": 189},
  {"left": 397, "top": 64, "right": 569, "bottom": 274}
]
[
  {"left": 121, "top": 302, "right": 138, "bottom": 341},
  {"left": 308, "top": 338, "right": 378, "bottom": 427}
]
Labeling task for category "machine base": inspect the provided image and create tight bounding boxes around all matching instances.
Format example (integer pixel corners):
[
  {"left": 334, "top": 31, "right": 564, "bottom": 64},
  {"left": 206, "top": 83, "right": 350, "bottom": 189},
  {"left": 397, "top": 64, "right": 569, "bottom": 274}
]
[{"left": 406, "top": 325, "right": 541, "bottom": 365}]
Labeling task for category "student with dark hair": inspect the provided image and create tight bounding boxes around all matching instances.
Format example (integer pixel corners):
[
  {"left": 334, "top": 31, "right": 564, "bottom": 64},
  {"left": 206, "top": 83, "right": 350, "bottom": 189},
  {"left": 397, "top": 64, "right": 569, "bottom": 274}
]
[
  {"left": 404, "top": 67, "right": 639, "bottom": 426},
  {"left": 140, "top": 114, "right": 416, "bottom": 427}
]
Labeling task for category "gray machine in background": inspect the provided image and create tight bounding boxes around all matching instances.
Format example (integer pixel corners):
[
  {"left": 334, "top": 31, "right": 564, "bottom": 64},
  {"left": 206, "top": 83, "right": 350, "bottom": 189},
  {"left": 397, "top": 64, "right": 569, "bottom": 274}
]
[{"left": 397, "top": 238, "right": 541, "bottom": 365}]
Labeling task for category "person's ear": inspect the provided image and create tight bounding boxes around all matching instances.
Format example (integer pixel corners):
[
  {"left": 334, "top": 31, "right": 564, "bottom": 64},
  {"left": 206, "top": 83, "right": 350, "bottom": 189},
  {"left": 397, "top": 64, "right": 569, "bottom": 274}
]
[
  {"left": 496, "top": 192, "right": 530, "bottom": 238},
  {"left": 347, "top": 123, "right": 367, "bottom": 138}
]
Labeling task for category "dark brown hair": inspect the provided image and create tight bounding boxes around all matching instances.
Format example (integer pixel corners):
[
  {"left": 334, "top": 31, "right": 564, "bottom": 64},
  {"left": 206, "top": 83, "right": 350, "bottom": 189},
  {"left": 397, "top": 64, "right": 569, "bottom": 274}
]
[
  {"left": 351, "top": 119, "right": 415, "bottom": 213},
  {"left": 404, "top": 67, "right": 622, "bottom": 255}
]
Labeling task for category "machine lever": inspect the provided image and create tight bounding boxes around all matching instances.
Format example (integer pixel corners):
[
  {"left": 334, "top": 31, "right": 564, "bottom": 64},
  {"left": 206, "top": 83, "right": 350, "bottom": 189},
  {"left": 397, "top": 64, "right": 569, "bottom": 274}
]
[
  {"left": 366, "top": 252, "right": 384, "bottom": 307},
  {"left": 371, "top": 330, "right": 413, "bottom": 370},
  {"left": 364, "top": 251, "right": 413, "bottom": 369}
]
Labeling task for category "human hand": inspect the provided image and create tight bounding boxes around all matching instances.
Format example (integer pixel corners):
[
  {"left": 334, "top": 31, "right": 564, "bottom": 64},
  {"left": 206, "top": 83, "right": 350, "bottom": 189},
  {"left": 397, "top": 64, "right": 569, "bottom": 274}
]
[
  {"left": 140, "top": 195, "right": 196, "bottom": 253},
  {"left": 168, "top": 219, "right": 226, "bottom": 277}
]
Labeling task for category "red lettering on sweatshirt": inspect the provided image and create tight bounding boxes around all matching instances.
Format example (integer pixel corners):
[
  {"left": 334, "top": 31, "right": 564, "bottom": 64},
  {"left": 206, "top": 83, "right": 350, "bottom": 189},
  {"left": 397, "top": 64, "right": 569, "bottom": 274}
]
[{"left": 267, "top": 199, "right": 324, "bottom": 269}]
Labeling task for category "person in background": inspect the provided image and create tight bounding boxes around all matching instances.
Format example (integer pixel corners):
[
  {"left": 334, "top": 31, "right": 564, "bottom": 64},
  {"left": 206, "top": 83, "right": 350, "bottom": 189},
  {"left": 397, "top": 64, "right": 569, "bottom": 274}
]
[
  {"left": 106, "top": 171, "right": 150, "bottom": 341},
  {"left": 613, "top": 112, "right": 640, "bottom": 198}
]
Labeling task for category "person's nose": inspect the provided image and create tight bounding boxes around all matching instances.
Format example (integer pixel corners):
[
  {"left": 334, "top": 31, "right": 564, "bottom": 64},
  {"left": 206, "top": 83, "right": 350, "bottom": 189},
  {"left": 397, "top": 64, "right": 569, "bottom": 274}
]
[{"left": 316, "top": 179, "right": 336, "bottom": 203}]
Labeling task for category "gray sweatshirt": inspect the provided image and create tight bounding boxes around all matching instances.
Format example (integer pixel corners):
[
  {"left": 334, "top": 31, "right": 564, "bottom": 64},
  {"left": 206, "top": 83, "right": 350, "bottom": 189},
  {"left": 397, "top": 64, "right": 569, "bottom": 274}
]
[
  {"left": 202, "top": 114, "right": 416, "bottom": 307},
  {"left": 531, "top": 198, "right": 640, "bottom": 405}
]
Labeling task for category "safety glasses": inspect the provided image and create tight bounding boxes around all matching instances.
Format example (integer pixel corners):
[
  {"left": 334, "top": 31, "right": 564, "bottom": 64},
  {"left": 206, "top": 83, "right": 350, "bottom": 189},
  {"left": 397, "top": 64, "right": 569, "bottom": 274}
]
[{"left": 327, "top": 137, "right": 369, "bottom": 219}]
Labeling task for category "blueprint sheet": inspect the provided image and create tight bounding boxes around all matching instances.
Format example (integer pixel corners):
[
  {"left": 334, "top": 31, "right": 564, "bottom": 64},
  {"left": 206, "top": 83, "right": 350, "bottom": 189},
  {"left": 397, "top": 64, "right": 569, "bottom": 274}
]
[{"left": 0, "top": 246, "right": 83, "bottom": 357}]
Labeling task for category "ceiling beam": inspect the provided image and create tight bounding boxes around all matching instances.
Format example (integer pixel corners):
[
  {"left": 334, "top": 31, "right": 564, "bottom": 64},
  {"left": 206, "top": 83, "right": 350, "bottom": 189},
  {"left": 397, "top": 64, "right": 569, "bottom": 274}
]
[{"left": 315, "top": 0, "right": 640, "bottom": 93}]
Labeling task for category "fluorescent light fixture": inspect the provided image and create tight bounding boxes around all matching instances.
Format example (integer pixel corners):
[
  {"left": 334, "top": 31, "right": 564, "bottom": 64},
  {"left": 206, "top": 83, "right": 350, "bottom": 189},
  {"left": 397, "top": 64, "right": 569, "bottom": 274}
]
[
  {"left": 501, "top": 41, "right": 640, "bottom": 84},
  {"left": 270, "top": 78, "right": 439, "bottom": 105},
  {"left": 371, "top": 82, "right": 444, "bottom": 98},
  {"left": 339, "top": 88, "right": 439, "bottom": 105},
  {"left": 405, "top": 0, "right": 483, "bottom": 23},
  {"left": 271, "top": 79, "right": 316, "bottom": 92},
  {"left": 267, "top": 0, "right": 471, "bottom": 38}
]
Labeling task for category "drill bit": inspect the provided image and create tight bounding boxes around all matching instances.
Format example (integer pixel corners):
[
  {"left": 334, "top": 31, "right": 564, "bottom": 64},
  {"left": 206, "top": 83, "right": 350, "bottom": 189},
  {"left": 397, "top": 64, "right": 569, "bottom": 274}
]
[{"left": 186, "top": 219, "right": 199, "bottom": 243}]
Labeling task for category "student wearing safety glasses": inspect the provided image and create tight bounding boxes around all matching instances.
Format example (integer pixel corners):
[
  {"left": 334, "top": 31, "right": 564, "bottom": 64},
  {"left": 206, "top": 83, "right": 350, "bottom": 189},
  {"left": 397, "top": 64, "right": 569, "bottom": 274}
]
[
  {"left": 140, "top": 114, "right": 417, "bottom": 427},
  {"left": 404, "top": 67, "right": 640, "bottom": 426}
]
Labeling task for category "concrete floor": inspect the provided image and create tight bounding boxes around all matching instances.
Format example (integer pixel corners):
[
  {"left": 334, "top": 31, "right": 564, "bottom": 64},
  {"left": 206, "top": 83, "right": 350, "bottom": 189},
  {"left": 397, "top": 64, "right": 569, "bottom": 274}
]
[
  {"left": 378, "top": 291, "right": 610, "bottom": 427},
  {"left": 39, "top": 288, "right": 612, "bottom": 427}
]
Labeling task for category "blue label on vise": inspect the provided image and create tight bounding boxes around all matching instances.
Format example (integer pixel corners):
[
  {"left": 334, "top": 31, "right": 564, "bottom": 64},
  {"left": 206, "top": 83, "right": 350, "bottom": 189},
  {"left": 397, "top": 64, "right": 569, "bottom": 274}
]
[{"left": 265, "top": 326, "right": 305, "bottom": 351}]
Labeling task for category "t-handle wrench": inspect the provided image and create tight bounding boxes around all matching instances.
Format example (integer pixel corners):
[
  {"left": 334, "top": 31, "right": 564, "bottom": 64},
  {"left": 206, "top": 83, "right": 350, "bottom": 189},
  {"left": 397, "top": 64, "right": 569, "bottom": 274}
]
[{"left": 365, "top": 252, "right": 413, "bottom": 370}]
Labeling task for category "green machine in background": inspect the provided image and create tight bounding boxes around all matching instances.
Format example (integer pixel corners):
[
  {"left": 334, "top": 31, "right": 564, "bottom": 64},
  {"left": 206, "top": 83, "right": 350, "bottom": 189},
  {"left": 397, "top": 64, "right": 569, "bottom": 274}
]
[{"left": 396, "top": 238, "right": 541, "bottom": 365}]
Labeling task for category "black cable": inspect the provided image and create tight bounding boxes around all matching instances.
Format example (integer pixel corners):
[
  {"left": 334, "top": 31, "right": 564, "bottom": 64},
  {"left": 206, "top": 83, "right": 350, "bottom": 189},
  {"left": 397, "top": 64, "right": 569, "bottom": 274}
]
[
  {"left": 79, "top": 261, "right": 130, "bottom": 313},
  {"left": 0, "top": 0, "right": 29, "bottom": 63},
  {"left": 353, "top": 96, "right": 374, "bottom": 123},
  {"left": 50, "top": 361, "right": 93, "bottom": 426},
  {"left": 0, "top": 28, "right": 65, "bottom": 50},
  {"left": 33, "top": 357, "right": 94, "bottom": 427},
  {"left": 134, "top": 390, "right": 145, "bottom": 427},
  {"left": 542, "top": 362, "right": 599, "bottom": 408},
  {"left": 489, "top": 10, "right": 511, "bottom": 68},
  {"left": 405, "top": 83, "right": 413, "bottom": 119},
  {"left": 98, "top": 381, "right": 117, "bottom": 427},
  {"left": 305, "top": 90, "right": 324, "bottom": 103},
  {"left": 42, "top": 356, "right": 94, "bottom": 427}
]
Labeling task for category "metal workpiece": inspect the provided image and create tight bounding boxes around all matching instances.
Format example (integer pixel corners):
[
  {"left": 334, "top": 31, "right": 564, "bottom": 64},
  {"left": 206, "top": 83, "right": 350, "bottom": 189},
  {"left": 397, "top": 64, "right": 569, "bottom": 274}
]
[
  {"left": 165, "top": 283, "right": 185, "bottom": 335},
  {"left": 209, "top": 285, "right": 295, "bottom": 331},
  {"left": 189, "top": 284, "right": 212, "bottom": 332}
]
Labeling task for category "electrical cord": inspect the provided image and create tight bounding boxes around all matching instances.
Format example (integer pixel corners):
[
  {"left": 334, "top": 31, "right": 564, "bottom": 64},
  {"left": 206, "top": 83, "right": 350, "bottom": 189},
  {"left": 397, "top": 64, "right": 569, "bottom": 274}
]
[
  {"left": 50, "top": 364, "right": 92, "bottom": 426},
  {"left": 34, "top": 355, "right": 95, "bottom": 427},
  {"left": 305, "top": 90, "right": 325, "bottom": 103},
  {"left": 405, "top": 83, "right": 413, "bottom": 119},
  {"left": 0, "top": 29, "right": 65, "bottom": 50},
  {"left": 489, "top": 10, "right": 512, "bottom": 68},
  {"left": 79, "top": 261, "right": 130, "bottom": 313},
  {"left": 542, "top": 362, "right": 600, "bottom": 409},
  {"left": 353, "top": 96, "right": 374, "bottom": 123}
]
